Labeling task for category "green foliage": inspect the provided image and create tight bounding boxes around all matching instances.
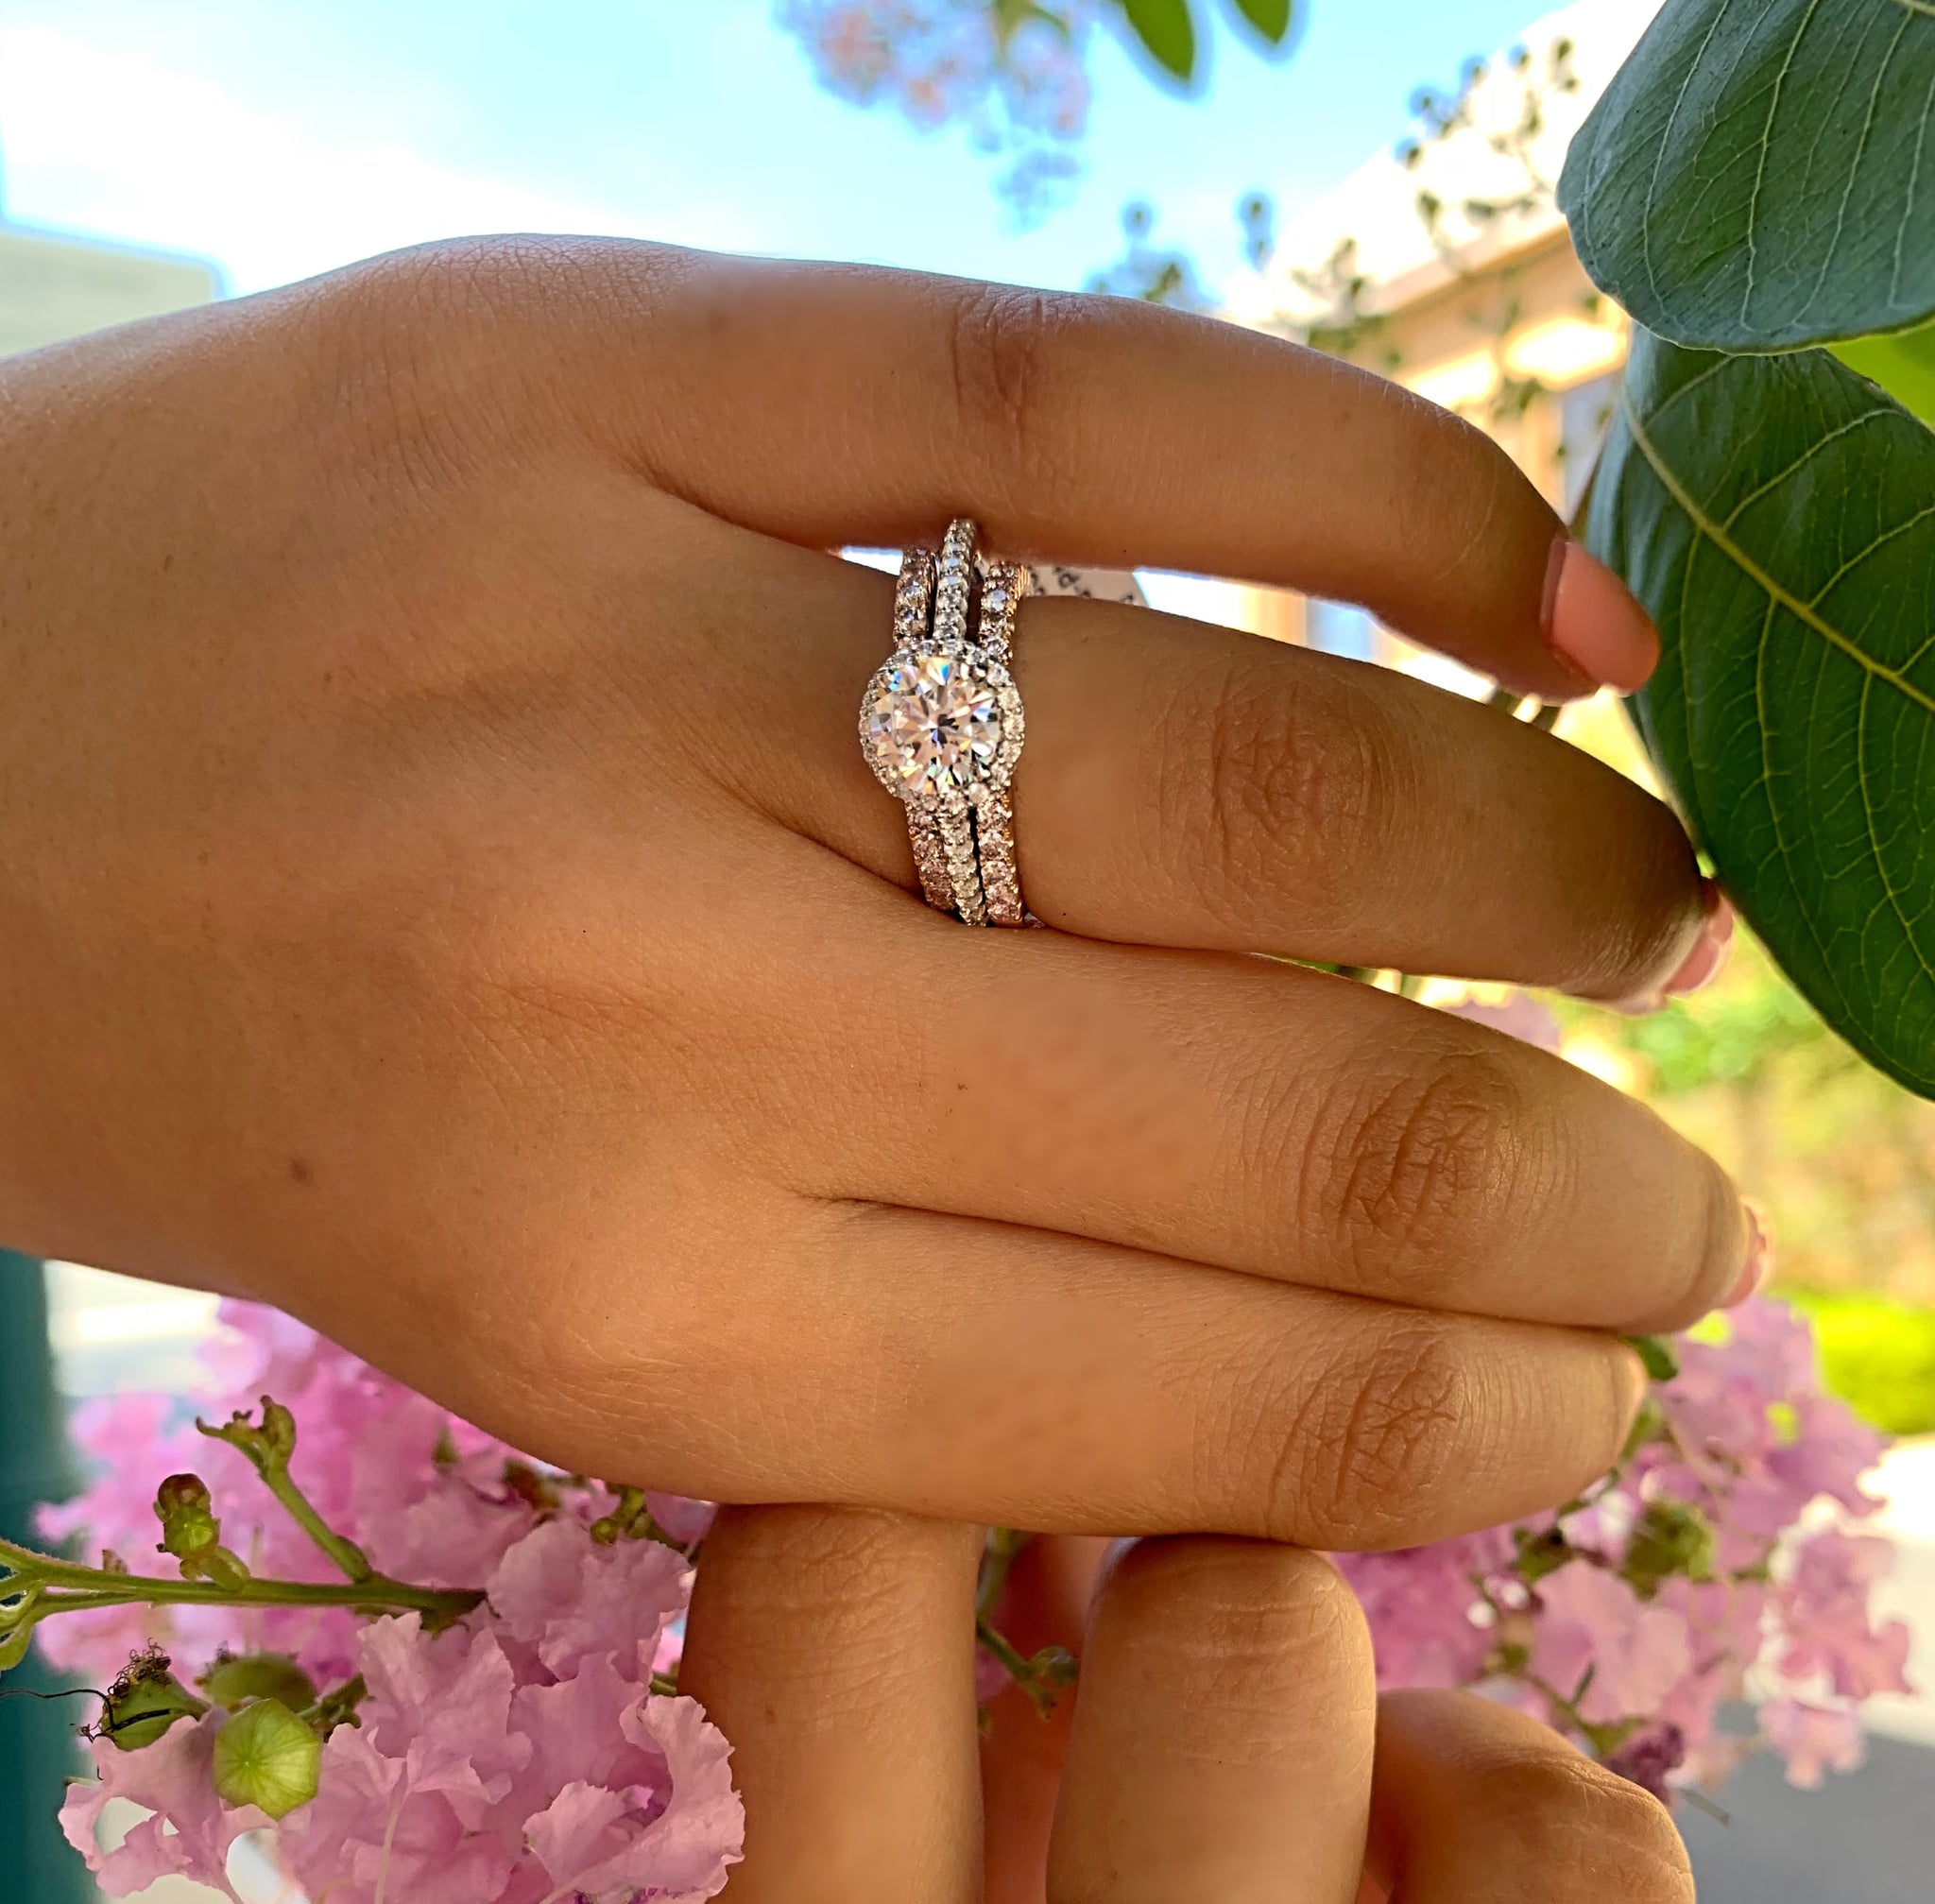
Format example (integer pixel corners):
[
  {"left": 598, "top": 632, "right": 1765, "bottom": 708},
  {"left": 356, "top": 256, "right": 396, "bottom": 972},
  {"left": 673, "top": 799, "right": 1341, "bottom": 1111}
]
[
  {"left": 1624, "top": 1334, "right": 1682, "bottom": 1383},
  {"left": 1119, "top": 0, "right": 1196, "bottom": 79},
  {"left": 1615, "top": 952, "right": 1824, "bottom": 1096},
  {"left": 1836, "top": 314, "right": 1935, "bottom": 427},
  {"left": 1786, "top": 1288, "right": 1935, "bottom": 1436},
  {"left": 1585, "top": 330, "right": 1935, "bottom": 1099},
  {"left": 1558, "top": 0, "right": 1935, "bottom": 351},
  {"left": 1226, "top": 0, "right": 1293, "bottom": 43}
]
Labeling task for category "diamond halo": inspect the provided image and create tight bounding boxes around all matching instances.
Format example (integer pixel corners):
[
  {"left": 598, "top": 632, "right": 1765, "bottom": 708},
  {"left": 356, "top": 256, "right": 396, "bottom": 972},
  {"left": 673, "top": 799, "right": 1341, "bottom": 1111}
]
[{"left": 860, "top": 638, "right": 1025, "bottom": 815}]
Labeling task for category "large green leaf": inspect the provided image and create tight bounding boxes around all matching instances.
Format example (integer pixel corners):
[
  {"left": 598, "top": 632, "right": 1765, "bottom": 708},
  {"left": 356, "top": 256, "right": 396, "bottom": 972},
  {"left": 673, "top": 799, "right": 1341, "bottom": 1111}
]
[
  {"left": 1587, "top": 330, "right": 1935, "bottom": 1095},
  {"left": 1119, "top": 0, "right": 1197, "bottom": 80},
  {"left": 1226, "top": 0, "right": 1293, "bottom": 43},
  {"left": 1558, "top": 0, "right": 1935, "bottom": 352},
  {"left": 1835, "top": 314, "right": 1935, "bottom": 422}
]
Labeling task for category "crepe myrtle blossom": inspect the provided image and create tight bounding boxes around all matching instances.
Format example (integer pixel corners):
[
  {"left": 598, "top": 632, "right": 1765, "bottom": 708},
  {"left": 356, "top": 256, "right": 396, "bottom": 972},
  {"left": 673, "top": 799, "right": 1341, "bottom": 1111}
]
[
  {"left": 7, "top": 992, "right": 1914, "bottom": 1895},
  {"left": 778, "top": 1, "right": 1095, "bottom": 210}
]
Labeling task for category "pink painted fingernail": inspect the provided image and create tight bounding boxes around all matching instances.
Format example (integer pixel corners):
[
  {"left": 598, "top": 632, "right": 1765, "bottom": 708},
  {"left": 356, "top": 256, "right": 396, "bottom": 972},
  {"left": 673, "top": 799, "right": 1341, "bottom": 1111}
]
[
  {"left": 1727, "top": 1201, "right": 1773, "bottom": 1306},
  {"left": 1663, "top": 885, "right": 1736, "bottom": 999},
  {"left": 1542, "top": 539, "right": 1661, "bottom": 694},
  {"left": 1611, "top": 883, "right": 1734, "bottom": 1015}
]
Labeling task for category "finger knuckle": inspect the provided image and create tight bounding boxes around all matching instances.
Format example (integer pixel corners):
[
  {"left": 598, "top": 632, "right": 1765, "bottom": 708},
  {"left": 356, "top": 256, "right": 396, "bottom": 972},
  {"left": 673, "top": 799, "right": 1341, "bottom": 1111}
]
[
  {"left": 1112, "top": 1542, "right": 1369, "bottom": 1725},
  {"left": 1178, "top": 663, "right": 1402, "bottom": 928},
  {"left": 1382, "top": 386, "right": 1521, "bottom": 595},
  {"left": 311, "top": 238, "right": 584, "bottom": 480},
  {"left": 1314, "top": 1047, "right": 1536, "bottom": 1292},
  {"left": 1276, "top": 1321, "right": 1468, "bottom": 1547},
  {"left": 943, "top": 283, "right": 1077, "bottom": 500},
  {"left": 1479, "top": 1750, "right": 1695, "bottom": 1901}
]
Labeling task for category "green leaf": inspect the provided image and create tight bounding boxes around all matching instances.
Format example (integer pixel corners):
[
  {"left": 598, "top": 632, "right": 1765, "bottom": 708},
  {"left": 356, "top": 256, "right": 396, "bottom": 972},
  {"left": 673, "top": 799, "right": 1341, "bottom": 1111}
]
[
  {"left": 1120, "top": 0, "right": 1196, "bottom": 80},
  {"left": 1227, "top": 0, "right": 1293, "bottom": 43},
  {"left": 1622, "top": 1334, "right": 1681, "bottom": 1384},
  {"left": 1588, "top": 330, "right": 1935, "bottom": 1096},
  {"left": 992, "top": 0, "right": 1071, "bottom": 44},
  {"left": 1835, "top": 314, "right": 1935, "bottom": 424},
  {"left": 1558, "top": 0, "right": 1935, "bottom": 351}
]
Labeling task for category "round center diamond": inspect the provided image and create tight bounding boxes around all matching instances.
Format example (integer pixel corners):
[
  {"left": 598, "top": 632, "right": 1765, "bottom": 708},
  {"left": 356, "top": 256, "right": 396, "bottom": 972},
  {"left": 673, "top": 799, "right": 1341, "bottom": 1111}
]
[{"left": 865, "top": 647, "right": 1003, "bottom": 800}]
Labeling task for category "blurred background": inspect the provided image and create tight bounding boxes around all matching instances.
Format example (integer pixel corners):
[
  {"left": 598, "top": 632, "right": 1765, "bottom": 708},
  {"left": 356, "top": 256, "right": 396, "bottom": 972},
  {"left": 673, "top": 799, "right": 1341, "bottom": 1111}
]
[{"left": 2, "top": 0, "right": 1931, "bottom": 1896}]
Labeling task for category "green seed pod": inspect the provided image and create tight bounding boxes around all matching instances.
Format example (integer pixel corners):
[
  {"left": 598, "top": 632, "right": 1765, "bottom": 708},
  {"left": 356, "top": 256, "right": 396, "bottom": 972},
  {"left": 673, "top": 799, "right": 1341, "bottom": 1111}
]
[
  {"left": 99, "top": 1651, "right": 209, "bottom": 1751},
  {"left": 212, "top": 1698, "right": 321, "bottom": 1820},
  {"left": 198, "top": 1651, "right": 317, "bottom": 1715}
]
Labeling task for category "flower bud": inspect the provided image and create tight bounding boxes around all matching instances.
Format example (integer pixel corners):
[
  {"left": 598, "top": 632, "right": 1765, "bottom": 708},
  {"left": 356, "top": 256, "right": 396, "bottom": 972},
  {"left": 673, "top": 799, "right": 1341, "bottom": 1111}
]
[
  {"left": 259, "top": 1397, "right": 298, "bottom": 1464},
  {"left": 154, "top": 1474, "right": 219, "bottom": 1557},
  {"left": 212, "top": 1697, "right": 321, "bottom": 1819},
  {"left": 198, "top": 1650, "right": 317, "bottom": 1715},
  {"left": 154, "top": 1473, "right": 250, "bottom": 1588},
  {"left": 197, "top": 1396, "right": 298, "bottom": 1477}
]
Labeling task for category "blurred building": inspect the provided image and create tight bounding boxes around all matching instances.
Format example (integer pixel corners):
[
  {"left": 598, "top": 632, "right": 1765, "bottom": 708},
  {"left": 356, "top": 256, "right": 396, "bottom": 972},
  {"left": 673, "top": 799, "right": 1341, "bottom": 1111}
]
[
  {"left": 0, "top": 191, "right": 218, "bottom": 354},
  {"left": 1220, "top": 0, "right": 1662, "bottom": 669}
]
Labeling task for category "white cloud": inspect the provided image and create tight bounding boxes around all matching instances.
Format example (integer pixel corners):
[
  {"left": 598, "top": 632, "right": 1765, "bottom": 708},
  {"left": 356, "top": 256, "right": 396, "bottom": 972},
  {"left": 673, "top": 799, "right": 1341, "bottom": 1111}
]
[{"left": 0, "top": 25, "right": 738, "bottom": 292}]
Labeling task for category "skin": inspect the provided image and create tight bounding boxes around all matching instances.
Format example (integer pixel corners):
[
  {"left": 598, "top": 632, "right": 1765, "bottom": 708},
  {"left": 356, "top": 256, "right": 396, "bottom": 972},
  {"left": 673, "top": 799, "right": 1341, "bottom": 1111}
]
[
  {"left": 680, "top": 1511, "right": 1699, "bottom": 1902},
  {"left": 0, "top": 236, "right": 1749, "bottom": 1548}
]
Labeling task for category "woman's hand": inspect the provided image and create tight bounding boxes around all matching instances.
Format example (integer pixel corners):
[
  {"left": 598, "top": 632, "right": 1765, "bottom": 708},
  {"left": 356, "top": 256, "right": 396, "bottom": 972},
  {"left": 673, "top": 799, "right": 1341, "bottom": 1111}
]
[
  {"left": 680, "top": 1510, "right": 1698, "bottom": 1901},
  {"left": 0, "top": 240, "right": 1750, "bottom": 1544}
]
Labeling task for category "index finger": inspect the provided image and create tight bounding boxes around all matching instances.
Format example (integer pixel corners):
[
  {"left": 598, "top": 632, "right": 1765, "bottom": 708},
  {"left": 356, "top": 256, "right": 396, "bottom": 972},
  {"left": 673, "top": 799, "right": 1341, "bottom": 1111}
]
[{"left": 455, "top": 239, "right": 1655, "bottom": 700}]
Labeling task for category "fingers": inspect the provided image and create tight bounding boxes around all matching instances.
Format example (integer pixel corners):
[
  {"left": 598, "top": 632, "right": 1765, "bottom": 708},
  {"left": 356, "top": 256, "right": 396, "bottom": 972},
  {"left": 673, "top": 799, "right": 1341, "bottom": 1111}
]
[
  {"left": 750, "top": 878, "right": 1747, "bottom": 1333},
  {"left": 677, "top": 1506, "right": 984, "bottom": 1903},
  {"left": 1014, "top": 603, "right": 1706, "bottom": 999},
  {"left": 1048, "top": 1541, "right": 1375, "bottom": 1902},
  {"left": 595, "top": 1197, "right": 1643, "bottom": 1550},
  {"left": 1365, "top": 1691, "right": 1694, "bottom": 1903},
  {"left": 688, "top": 526, "right": 1710, "bottom": 1004},
  {"left": 368, "top": 239, "right": 1650, "bottom": 699},
  {"left": 980, "top": 1535, "right": 1113, "bottom": 1902}
]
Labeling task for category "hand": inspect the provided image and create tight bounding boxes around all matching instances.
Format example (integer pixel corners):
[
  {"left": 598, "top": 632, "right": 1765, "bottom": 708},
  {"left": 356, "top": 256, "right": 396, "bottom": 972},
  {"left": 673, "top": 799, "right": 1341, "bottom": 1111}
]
[
  {"left": 0, "top": 240, "right": 1750, "bottom": 1545},
  {"left": 680, "top": 1510, "right": 1698, "bottom": 1901}
]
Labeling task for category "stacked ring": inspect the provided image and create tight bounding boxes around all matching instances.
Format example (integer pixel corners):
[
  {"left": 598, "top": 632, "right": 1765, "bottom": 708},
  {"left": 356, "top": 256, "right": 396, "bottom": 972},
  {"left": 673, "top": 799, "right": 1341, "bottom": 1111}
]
[{"left": 859, "top": 518, "right": 1031, "bottom": 927}]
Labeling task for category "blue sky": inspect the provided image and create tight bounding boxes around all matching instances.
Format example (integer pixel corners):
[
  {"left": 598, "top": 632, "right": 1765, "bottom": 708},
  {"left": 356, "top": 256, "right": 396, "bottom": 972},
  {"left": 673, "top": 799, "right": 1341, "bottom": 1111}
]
[{"left": 0, "top": 0, "right": 1543, "bottom": 297}]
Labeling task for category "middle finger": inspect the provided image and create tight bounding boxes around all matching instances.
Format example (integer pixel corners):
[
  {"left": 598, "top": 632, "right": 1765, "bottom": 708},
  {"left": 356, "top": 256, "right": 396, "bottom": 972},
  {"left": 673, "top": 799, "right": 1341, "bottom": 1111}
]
[{"left": 719, "top": 530, "right": 1716, "bottom": 1002}]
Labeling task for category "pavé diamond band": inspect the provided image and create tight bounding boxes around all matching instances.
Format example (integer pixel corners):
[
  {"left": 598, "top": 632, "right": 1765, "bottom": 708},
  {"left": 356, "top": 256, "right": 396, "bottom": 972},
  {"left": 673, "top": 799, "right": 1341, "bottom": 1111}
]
[{"left": 860, "top": 518, "right": 1031, "bottom": 927}]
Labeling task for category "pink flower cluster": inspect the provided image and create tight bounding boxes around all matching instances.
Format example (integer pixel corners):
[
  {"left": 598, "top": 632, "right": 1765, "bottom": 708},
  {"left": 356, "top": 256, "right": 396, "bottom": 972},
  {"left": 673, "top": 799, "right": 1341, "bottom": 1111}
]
[
  {"left": 779, "top": 2, "right": 1094, "bottom": 205},
  {"left": 37, "top": 1247, "right": 1915, "bottom": 1895},
  {"left": 44, "top": 1301, "right": 738, "bottom": 1902},
  {"left": 1339, "top": 1297, "right": 1913, "bottom": 1794}
]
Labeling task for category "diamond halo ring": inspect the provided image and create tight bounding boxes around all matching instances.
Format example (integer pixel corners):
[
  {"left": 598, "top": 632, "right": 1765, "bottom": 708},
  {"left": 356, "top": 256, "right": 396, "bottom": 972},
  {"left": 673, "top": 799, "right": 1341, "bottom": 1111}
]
[{"left": 860, "top": 518, "right": 1030, "bottom": 926}]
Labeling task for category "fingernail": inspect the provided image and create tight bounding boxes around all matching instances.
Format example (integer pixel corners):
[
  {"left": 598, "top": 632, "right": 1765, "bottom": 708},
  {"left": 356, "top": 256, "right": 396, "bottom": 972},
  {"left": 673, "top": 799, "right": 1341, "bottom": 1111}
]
[
  {"left": 1543, "top": 538, "right": 1660, "bottom": 694},
  {"left": 1611, "top": 883, "right": 1734, "bottom": 1014},
  {"left": 1726, "top": 1200, "right": 1773, "bottom": 1307},
  {"left": 1665, "top": 883, "right": 1736, "bottom": 998}
]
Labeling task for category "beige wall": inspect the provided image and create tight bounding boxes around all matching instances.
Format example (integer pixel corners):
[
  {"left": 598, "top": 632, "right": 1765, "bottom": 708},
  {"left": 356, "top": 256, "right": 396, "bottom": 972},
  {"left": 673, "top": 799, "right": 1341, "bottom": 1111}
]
[
  {"left": 0, "top": 225, "right": 217, "bottom": 357},
  {"left": 1241, "top": 230, "right": 1630, "bottom": 664}
]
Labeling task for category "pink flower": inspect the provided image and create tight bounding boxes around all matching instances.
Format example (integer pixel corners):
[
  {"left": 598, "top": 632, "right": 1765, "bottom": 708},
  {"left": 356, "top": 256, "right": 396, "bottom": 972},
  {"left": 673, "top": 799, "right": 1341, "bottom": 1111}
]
[
  {"left": 487, "top": 1518, "right": 690, "bottom": 1679},
  {"left": 522, "top": 1697, "right": 740, "bottom": 1903},
  {"left": 1442, "top": 988, "right": 1564, "bottom": 1052},
  {"left": 60, "top": 1711, "right": 268, "bottom": 1901},
  {"left": 270, "top": 1530, "right": 742, "bottom": 1902},
  {"left": 1530, "top": 1562, "right": 1692, "bottom": 1726},
  {"left": 1335, "top": 1529, "right": 1510, "bottom": 1690},
  {"left": 1774, "top": 1530, "right": 1914, "bottom": 1700},
  {"left": 1761, "top": 1698, "right": 1867, "bottom": 1789}
]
